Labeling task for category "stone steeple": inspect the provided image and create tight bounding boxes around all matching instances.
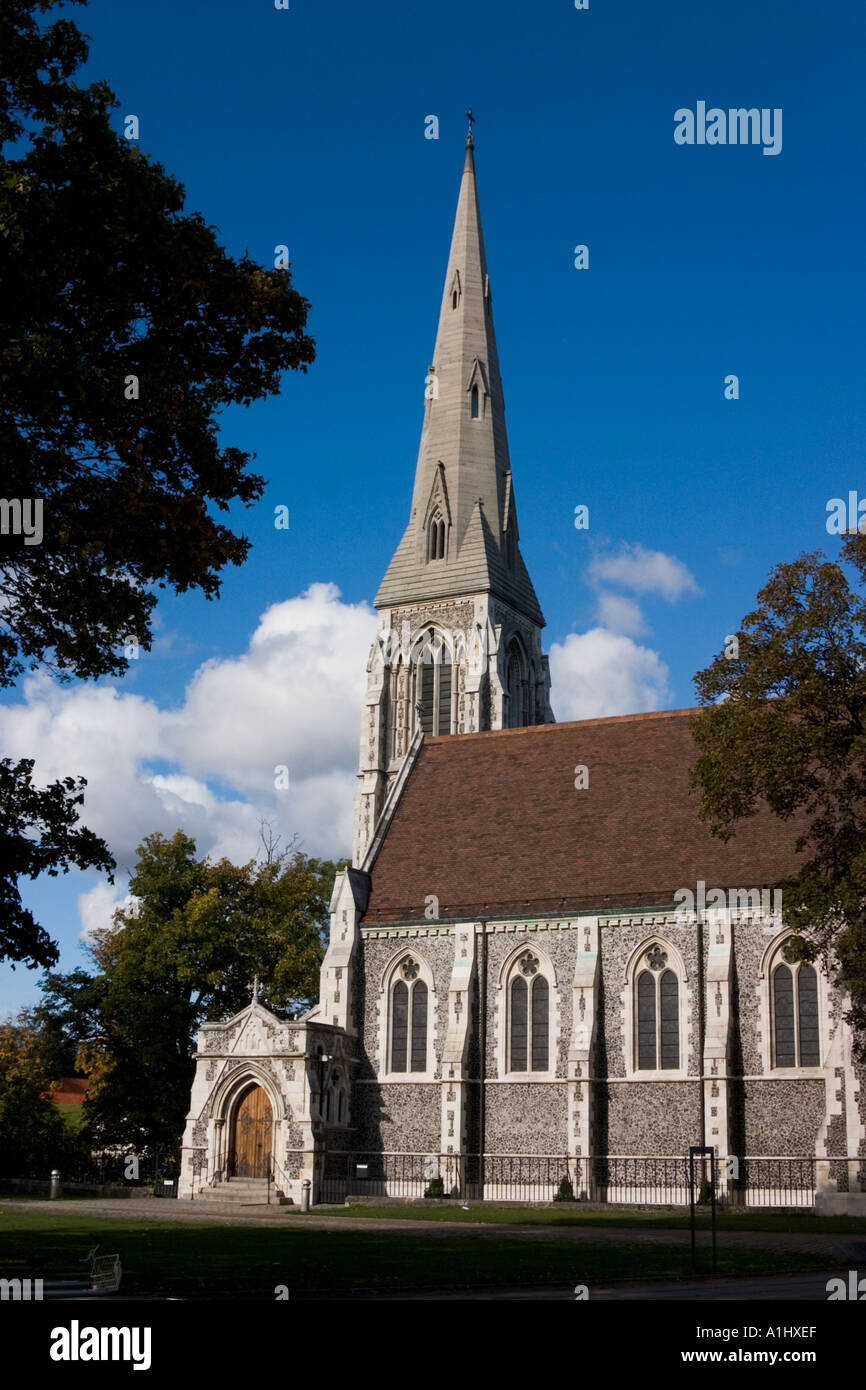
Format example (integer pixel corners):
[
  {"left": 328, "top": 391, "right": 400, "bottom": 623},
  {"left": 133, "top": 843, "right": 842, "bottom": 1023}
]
[
  {"left": 353, "top": 124, "right": 554, "bottom": 866},
  {"left": 375, "top": 123, "right": 544, "bottom": 624}
]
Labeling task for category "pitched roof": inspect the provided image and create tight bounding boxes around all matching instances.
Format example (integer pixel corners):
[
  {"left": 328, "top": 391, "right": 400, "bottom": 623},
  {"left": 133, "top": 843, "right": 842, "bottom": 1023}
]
[
  {"left": 363, "top": 708, "right": 805, "bottom": 923},
  {"left": 51, "top": 1078, "right": 89, "bottom": 1105}
]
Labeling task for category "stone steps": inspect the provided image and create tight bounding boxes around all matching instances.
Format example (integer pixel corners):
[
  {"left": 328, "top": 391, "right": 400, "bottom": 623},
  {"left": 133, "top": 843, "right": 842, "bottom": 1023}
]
[{"left": 195, "top": 1178, "right": 273, "bottom": 1205}]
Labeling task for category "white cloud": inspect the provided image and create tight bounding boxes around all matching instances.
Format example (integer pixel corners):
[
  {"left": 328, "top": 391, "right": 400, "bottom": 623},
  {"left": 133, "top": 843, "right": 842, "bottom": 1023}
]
[
  {"left": 595, "top": 591, "right": 648, "bottom": 637},
  {"left": 161, "top": 582, "right": 372, "bottom": 788},
  {"left": 0, "top": 584, "right": 378, "bottom": 940},
  {"left": 77, "top": 882, "right": 138, "bottom": 943},
  {"left": 549, "top": 628, "right": 672, "bottom": 721},
  {"left": 588, "top": 544, "right": 700, "bottom": 602}
]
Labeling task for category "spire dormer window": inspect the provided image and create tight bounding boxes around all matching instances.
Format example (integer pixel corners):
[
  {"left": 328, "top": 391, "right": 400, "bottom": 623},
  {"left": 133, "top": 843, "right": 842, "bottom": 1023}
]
[
  {"left": 427, "top": 512, "right": 446, "bottom": 562},
  {"left": 450, "top": 269, "right": 461, "bottom": 310},
  {"left": 466, "top": 358, "right": 488, "bottom": 421}
]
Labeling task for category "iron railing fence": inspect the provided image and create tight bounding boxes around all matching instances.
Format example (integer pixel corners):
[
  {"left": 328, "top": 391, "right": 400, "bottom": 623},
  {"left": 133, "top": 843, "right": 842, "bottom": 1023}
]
[
  {"left": 309, "top": 1151, "right": 859, "bottom": 1208},
  {"left": 314, "top": 1150, "right": 466, "bottom": 1204},
  {"left": 8, "top": 1147, "right": 180, "bottom": 1194},
  {"left": 725, "top": 1157, "right": 817, "bottom": 1209}
]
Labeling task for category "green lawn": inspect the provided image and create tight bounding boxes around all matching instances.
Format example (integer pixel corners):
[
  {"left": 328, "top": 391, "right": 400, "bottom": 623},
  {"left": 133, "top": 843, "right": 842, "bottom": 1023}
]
[
  {"left": 0, "top": 1204, "right": 847, "bottom": 1297},
  {"left": 321, "top": 1203, "right": 866, "bottom": 1236}
]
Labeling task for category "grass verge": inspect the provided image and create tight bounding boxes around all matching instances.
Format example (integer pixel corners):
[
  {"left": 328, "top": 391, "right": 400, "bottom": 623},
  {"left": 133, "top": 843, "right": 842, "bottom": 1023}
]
[
  {"left": 316, "top": 1204, "right": 866, "bottom": 1235},
  {"left": 0, "top": 1205, "right": 846, "bottom": 1298}
]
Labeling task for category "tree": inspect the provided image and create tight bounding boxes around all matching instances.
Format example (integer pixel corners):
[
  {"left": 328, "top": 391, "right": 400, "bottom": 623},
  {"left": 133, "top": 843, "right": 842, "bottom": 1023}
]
[
  {"left": 32, "top": 831, "right": 343, "bottom": 1151},
  {"left": 0, "top": 1, "right": 315, "bottom": 966},
  {"left": 689, "top": 535, "right": 866, "bottom": 1051},
  {"left": 0, "top": 758, "right": 114, "bottom": 970},
  {"left": 0, "top": 1014, "right": 79, "bottom": 1177}
]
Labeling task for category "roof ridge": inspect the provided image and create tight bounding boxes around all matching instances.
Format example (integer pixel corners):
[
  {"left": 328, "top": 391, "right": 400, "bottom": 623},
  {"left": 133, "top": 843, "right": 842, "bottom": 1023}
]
[{"left": 427, "top": 706, "right": 699, "bottom": 742}]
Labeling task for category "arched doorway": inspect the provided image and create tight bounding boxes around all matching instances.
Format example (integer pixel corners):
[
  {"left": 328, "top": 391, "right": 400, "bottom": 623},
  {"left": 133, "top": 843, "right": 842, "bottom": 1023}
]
[{"left": 229, "top": 1083, "right": 273, "bottom": 1178}]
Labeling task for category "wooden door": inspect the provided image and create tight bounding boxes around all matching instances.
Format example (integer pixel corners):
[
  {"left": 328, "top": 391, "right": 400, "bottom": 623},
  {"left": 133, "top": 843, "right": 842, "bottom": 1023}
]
[{"left": 230, "top": 1084, "right": 273, "bottom": 1178}]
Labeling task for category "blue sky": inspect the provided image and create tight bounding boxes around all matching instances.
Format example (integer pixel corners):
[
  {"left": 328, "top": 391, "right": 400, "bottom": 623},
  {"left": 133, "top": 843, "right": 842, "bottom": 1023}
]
[{"left": 2, "top": 0, "right": 864, "bottom": 1013}]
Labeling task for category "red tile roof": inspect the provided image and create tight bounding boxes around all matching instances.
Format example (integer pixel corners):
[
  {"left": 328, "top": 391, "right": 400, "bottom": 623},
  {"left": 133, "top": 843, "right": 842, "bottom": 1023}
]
[
  {"left": 51, "top": 1078, "right": 89, "bottom": 1105},
  {"left": 364, "top": 708, "right": 806, "bottom": 922}
]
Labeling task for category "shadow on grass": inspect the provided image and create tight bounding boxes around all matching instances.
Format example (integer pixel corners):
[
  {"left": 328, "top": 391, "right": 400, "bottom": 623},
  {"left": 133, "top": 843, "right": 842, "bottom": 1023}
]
[{"left": 0, "top": 1205, "right": 845, "bottom": 1298}]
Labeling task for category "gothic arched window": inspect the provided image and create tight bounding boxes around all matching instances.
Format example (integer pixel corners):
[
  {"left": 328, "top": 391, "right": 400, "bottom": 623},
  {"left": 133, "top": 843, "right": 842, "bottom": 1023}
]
[
  {"left": 389, "top": 958, "right": 429, "bottom": 1073},
  {"left": 771, "top": 949, "right": 820, "bottom": 1068},
  {"left": 636, "top": 947, "right": 680, "bottom": 1070},
  {"left": 507, "top": 951, "right": 550, "bottom": 1073},
  {"left": 470, "top": 384, "right": 479, "bottom": 418},
  {"left": 325, "top": 1070, "right": 348, "bottom": 1126}
]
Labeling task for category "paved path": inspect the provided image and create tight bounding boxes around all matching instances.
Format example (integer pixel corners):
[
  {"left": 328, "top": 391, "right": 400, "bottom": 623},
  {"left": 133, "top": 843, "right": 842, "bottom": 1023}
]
[{"left": 370, "top": 1270, "right": 847, "bottom": 1300}]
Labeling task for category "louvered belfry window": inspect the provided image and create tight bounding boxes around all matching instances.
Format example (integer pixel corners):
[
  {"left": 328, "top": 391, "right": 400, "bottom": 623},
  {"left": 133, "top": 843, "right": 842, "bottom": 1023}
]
[
  {"left": 419, "top": 662, "right": 435, "bottom": 736},
  {"left": 391, "top": 960, "right": 428, "bottom": 1073},
  {"left": 437, "top": 663, "right": 452, "bottom": 736},
  {"left": 773, "top": 957, "right": 820, "bottom": 1067},
  {"left": 413, "top": 632, "right": 451, "bottom": 739},
  {"left": 509, "top": 953, "right": 549, "bottom": 1072}
]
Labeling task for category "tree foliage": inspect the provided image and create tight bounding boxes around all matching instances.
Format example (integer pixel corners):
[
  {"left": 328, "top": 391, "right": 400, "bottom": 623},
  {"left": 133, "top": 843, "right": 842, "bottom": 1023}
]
[
  {"left": 0, "top": 1014, "right": 79, "bottom": 1176},
  {"left": 689, "top": 535, "right": 866, "bottom": 1049},
  {"left": 0, "top": 758, "right": 114, "bottom": 970},
  {"left": 31, "top": 831, "right": 343, "bottom": 1150},
  {"left": 0, "top": 0, "right": 315, "bottom": 686}
]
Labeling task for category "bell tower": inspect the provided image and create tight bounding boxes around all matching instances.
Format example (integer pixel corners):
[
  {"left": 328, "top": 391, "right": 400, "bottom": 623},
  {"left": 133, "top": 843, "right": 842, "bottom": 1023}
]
[{"left": 353, "top": 120, "right": 553, "bottom": 865}]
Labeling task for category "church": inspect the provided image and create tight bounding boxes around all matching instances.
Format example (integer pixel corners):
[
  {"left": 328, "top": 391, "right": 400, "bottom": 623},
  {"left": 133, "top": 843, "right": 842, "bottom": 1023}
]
[{"left": 177, "top": 127, "right": 865, "bottom": 1212}]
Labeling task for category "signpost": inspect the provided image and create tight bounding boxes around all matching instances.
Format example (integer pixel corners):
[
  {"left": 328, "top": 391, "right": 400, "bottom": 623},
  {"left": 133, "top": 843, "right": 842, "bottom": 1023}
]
[{"left": 689, "top": 1145, "right": 717, "bottom": 1274}]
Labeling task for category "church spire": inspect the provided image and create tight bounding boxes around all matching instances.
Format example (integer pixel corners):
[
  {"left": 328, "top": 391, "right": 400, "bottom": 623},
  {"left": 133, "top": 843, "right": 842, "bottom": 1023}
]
[
  {"left": 354, "top": 125, "right": 553, "bottom": 865},
  {"left": 375, "top": 123, "right": 544, "bottom": 626}
]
